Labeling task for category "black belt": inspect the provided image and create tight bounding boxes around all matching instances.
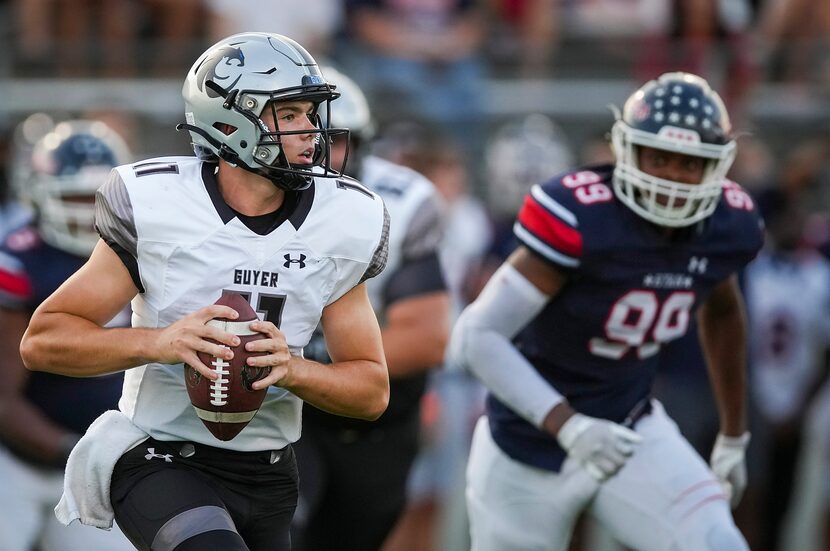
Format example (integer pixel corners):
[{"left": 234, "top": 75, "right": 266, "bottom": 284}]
[
  {"left": 622, "top": 397, "right": 653, "bottom": 429},
  {"left": 168, "top": 440, "right": 288, "bottom": 465}
]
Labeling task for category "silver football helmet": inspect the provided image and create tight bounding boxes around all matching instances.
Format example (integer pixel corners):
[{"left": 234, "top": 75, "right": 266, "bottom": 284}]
[
  {"left": 485, "top": 113, "right": 574, "bottom": 216},
  {"left": 180, "top": 32, "right": 348, "bottom": 191},
  {"left": 319, "top": 66, "right": 375, "bottom": 144},
  {"left": 611, "top": 72, "right": 737, "bottom": 227},
  {"left": 9, "top": 112, "right": 56, "bottom": 202},
  {"left": 28, "top": 120, "right": 131, "bottom": 256},
  {"left": 318, "top": 65, "right": 376, "bottom": 177}
]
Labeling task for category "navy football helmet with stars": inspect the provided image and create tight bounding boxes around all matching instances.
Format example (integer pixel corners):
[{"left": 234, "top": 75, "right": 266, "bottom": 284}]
[
  {"left": 611, "top": 72, "right": 736, "bottom": 227},
  {"left": 27, "top": 120, "right": 131, "bottom": 256}
]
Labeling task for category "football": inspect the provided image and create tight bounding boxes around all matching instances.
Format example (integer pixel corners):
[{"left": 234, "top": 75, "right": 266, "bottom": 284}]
[{"left": 185, "top": 291, "right": 270, "bottom": 441}]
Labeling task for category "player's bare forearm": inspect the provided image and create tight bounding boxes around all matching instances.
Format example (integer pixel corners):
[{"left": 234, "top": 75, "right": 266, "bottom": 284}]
[
  {"left": 0, "top": 395, "right": 79, "bottom": 462},
  {"left": 1, "top": 306, "right": 91, "bottom": 455},
  {"left": 288, "top": 282, "right": 389, "bottom": 419},
  {"left": 698, "top": 276, "right": 748, "bottom": 436},
  {"left": 382, "top": 291, "right": 450, "bottom": 378},
  {"left": 542, "top": 401, "right": 577, "bottom": 437},
  {"left": 283, "top": 355, "right": 389, "bottom": 420},
  {"left": 21, "top": 310, "right": 159, "bottom": 376}
]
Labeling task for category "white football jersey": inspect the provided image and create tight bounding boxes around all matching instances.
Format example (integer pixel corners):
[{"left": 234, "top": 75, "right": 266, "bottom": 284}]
[
  {"left": 95, "top": 156, "right": 389, "bottom": 451},
  {"left": 744, "top": 250, "right": 830, "bottom": 422},
  {"left": 359, "top": 154, "right": 444, "bottom": 315}
]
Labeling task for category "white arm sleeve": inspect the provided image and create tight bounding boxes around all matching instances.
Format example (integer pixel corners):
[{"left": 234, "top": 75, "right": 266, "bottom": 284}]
[{"left": 447, "top": 263, "right": 564, "bottom": 428}]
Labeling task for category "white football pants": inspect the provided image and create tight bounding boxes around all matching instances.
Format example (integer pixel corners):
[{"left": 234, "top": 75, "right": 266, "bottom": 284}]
[
  {"left": 0, "top": 443, "right": 134, "bottom": 551},
  {"left": 466, "top": 401, "right": 749, "bottom": 551}
]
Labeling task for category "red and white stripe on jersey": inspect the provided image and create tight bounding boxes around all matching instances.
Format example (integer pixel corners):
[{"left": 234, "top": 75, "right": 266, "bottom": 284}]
[
  {"left": 514, "top": 184, "right": 582, "bottom": 268},
  {"left": 0, "top": 251, "right": 33, "bottom": 306}
]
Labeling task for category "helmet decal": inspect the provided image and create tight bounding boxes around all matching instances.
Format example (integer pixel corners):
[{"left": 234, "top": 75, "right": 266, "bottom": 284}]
[{"left": 195, "top": 44, "right": 246, "bottom": 98}]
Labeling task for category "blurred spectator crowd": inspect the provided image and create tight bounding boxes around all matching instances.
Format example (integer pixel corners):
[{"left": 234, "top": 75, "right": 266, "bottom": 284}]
[{"left": 2, "top": 1, "right": 830, "bottom": 550}]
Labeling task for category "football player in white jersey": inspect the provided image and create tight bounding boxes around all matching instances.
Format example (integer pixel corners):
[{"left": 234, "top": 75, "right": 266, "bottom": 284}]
[
  {"left": 292, "top": 66, "right": 450, "bottom": 551},
  {"left": 20, "top": 33, "right": 390, "bottom": 551}
]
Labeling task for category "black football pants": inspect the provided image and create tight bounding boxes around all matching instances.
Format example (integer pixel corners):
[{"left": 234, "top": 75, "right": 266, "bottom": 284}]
[{"left": 110, "top": 438, "right": 298, "bottom": 551}]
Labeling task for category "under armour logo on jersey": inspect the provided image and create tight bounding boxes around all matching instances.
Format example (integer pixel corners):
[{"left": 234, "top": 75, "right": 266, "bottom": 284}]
[
  {"left": 688, "top": 256, "right": 708, "bottom": 274},
  {"left": 284, "top": 254, "right": 306, "bottom": 269},
  {"left": 144, "top": 448, "right": 174, "bottom": 462}
]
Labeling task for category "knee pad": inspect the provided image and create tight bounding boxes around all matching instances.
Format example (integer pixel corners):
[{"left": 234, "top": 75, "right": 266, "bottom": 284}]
[
  {"left": 154, "top": 506, "right": 239, "bottom": 551},
  {"left": 173, "top": 529, "right": 248, "bottom": 551}
]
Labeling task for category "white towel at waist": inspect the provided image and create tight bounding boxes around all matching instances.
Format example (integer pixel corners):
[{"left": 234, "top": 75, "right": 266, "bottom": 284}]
[{"left": 55, "top": 409, "right": 149, "bottom": 529}]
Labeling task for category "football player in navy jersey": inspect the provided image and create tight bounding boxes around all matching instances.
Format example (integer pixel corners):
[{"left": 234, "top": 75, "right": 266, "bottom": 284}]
[
  {"left": 20, "top": 33, "right": 390, "bottom": 551},
  {"left": 291, "top": 67, "right": 449, "bottom": 551},
  {"left": 0, "top": 120, "right": 134, "bottom": 551},
  {"left": 449, "top": 72, "right": 763, "bottom": 551}
]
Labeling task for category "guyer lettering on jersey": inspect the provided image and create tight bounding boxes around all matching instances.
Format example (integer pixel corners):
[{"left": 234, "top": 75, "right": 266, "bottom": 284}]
[{"left": 233, "top": 268, "right": 279, "bottom": 288}]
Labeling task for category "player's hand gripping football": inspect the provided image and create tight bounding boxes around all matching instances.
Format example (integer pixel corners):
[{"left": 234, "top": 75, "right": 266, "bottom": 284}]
[
  {"left": 155, "top": 304, "right": 242, "bottom": 380},
  {"left": 709, "top": 432, "right": 750, "bottom": 508},
  {"left": 240, "top": 319, "right": 293, "bottom": 390},
  {"left": 557, "top": 413, "right": 643, "bottom": 481}
]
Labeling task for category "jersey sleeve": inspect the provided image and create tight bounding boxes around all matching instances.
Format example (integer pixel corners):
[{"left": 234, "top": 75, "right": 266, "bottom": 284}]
[
  {"left": 383, "top": 192, "right": 447, "bottom": 304},
  {"left": 95, "top": 169, "right": 143, "bottom": 291},
  {"left": 360, "top": 203, "right": 390, "bottom": 283},
  {"left": 514, "top": 183, "right": 583, "bottom": 269},
  {"left": 0, "top": 249, "right": 33, "bottom": 309},
  {"left": 400, "top": 193, "right": 445, "bottom": 261},
  {"left": 720, "top": 180, "right": 765, "bottom": 267}
]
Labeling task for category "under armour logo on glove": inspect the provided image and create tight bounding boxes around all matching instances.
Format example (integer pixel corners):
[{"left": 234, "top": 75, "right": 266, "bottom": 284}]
[
  {"left": 144, "top": 448, "right": 174, "bottom": 462},
  {"left": 284, "top": 254, "right": 307, "bottom": 269}
]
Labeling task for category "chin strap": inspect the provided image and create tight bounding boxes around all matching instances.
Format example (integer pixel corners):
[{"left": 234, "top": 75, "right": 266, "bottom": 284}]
[{"left": 176, "top": 123, "right": 241, "bottom": 166}]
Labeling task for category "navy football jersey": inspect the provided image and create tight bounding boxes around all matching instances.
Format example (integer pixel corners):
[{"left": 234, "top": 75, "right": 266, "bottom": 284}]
[
  {"left": 0, "top": 226, "right": 127, "bottom": 438},
  {"left": 488, "top": 164, "right": 764, "bottom": 471}
]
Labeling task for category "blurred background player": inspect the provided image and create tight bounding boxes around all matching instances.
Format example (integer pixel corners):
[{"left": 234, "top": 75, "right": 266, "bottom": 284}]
[
  {"left": 742, "top": 199, "right": 830, "bottom": 551},
  {"left": 377, "top": 124, "right": 489, "bottom": 551},
  {"left": 292, "top": 66, "right": 450, "bottom": 551},
  {"left": 449, "top": 72, "right": 763, "bottom": 551},
  {"left": 0, "top": 119, "right": 134, "bottom": 551},
  {"left": 480, "top": 112, "right": 576, "bottom": 279}
]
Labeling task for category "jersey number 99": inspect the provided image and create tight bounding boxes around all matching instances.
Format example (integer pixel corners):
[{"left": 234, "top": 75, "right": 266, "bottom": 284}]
[{"left": 589, "top": 290, "right": 695, "bottom": 360}]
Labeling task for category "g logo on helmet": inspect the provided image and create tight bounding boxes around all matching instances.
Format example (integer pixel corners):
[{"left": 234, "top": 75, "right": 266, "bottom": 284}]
[{"left": 194, "top": 44, "right": 246, "bottom": 98}]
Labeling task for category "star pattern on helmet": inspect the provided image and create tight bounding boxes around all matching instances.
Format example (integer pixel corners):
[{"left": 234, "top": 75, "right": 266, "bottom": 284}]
[{"left": 637, "top": 82, "right": 719, "bottom": 137}]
